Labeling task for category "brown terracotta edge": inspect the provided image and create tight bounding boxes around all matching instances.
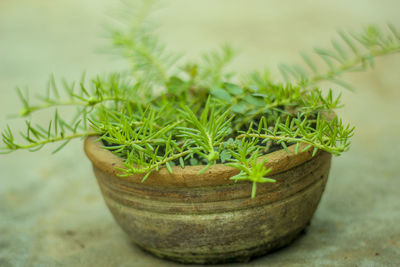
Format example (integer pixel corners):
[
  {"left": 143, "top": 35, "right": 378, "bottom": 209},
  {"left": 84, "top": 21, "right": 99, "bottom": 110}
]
[{"left": 84, "top": 135, "right": 323, "bottom": 187}]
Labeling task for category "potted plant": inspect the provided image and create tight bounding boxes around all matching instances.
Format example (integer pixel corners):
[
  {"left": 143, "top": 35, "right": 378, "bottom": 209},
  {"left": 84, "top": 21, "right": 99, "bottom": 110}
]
[{"left": 1, "top": 1, "right": 400, "bottom": 264}]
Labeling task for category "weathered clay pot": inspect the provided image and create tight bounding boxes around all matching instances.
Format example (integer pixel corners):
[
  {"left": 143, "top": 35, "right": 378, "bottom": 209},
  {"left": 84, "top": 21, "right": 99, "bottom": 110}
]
[{"left": 84, "top": 136, "right": 332, "bottom": 264}]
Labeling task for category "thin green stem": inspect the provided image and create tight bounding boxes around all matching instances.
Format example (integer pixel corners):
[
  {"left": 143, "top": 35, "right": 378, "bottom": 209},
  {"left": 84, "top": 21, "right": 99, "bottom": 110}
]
[
  {"left": 307, "top": 46, "right": 400, "bottom": 86},
  {"left": 5, "top": 131, "right": 97, "bottom": 151},
  {"left": 236, "top": 133, "right": 345, "bottom": 154},
  {"left": 124, "top": 150, "right": 190, "bottom": 175},
  {"left": 22, "top": 96, "right": 132, "bottom": 116}
]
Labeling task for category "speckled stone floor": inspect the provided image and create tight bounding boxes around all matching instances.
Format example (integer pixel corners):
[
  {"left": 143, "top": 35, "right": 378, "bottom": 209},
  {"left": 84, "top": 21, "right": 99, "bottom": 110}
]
[{"left": 1, "top": 1, "right": 400, "bottom": 266}]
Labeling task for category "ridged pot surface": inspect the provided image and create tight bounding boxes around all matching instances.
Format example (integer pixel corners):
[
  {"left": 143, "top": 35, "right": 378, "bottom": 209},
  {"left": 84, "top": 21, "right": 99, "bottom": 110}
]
[{"left": 84, "top": 136, "right": 332, "bottom": 264}]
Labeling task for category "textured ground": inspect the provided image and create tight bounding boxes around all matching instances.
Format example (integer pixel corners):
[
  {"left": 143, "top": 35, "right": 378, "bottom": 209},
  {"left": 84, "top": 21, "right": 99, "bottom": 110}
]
[{"left": 1, "top": 1, "right": 400, "bottom": 266}]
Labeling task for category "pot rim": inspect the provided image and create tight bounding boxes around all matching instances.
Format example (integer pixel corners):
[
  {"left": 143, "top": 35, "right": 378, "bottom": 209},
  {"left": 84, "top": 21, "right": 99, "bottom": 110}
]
[{"left": 84, "top": 135, "right": 321, "bottom": 187}]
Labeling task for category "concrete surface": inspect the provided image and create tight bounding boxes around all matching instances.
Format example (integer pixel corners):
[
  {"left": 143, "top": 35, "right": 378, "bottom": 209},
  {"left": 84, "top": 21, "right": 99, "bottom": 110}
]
[{"left": 1, "top": 1, "right": 400, "bottom": 266}]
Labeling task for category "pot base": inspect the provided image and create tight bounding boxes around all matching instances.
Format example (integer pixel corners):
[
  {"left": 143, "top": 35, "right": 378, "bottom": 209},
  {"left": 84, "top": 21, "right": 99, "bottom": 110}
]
[{"left": 138, "top": 226, "right": 307, "bottom": 264}]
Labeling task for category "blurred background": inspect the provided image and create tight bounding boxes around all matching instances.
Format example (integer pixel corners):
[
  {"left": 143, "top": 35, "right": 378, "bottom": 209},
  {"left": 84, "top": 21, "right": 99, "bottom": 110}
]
[{"left": 1, "top": 0, "right": 399, "bottom": 266}]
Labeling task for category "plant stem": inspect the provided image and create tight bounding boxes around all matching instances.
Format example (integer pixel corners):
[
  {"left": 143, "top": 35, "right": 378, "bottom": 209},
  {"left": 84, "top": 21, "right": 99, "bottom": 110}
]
[
  {"left": 307, "top": 46, "right": 400, "bottom": 86},
  {"left": 124, "top": 150, "right": 191, "bottom": 175},
  {"left": 236, "top": 133, "right": 345, "bottom": 154},
  {"left": 22, "top": 97, "right": 132, "bottom": 116},
  {"left": 9, "top": 131, "right": 98, "bottom": 151}
]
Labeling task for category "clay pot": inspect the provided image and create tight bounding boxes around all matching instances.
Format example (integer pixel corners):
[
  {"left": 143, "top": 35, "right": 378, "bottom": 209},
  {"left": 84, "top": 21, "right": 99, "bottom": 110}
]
[{"left": 84, "top": 136, "right": 332, "bottom": 264}]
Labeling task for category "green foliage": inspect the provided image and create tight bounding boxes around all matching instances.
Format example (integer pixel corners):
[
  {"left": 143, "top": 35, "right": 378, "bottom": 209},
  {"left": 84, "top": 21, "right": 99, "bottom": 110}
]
[
  {"left": 237, "top": 111, "right": 354, "bottom": 156},
  {"left": 1, "top": 0, "right": 400, "bottom": 197},
  {"left": 178, "top": 99, "right": 234, "bottom": 173},
  {"left": 108, "top": 0, "right": 179, "bottom": 87},
  {"left": 279, "top": 24, "right": 400, "bottom": 90},
  {"left": 226, "top": 139, "right": 275, "bottom": 198}
]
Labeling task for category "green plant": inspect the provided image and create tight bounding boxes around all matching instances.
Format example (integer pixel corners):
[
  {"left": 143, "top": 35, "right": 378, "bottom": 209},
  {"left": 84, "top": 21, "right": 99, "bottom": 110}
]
[{"left": 1, "top": 1, "right": 400, "bottom": 198}]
